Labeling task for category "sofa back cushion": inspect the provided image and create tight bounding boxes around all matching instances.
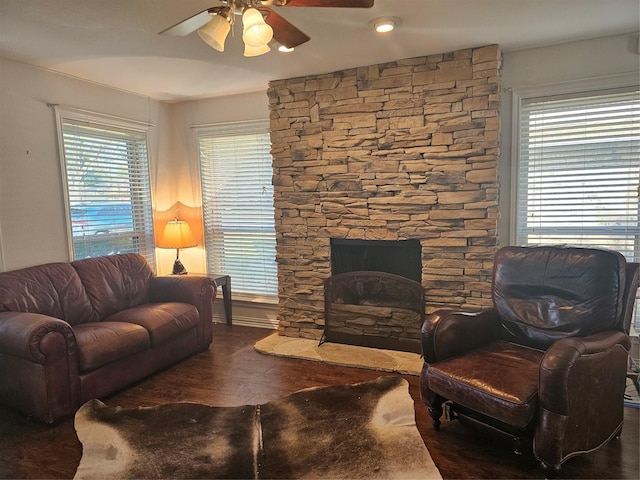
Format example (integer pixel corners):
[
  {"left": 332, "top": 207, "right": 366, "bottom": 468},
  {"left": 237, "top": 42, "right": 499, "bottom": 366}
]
[
  {"left": 0, "top": 262, "right": 96, "bottom": 325},
  {"left": 493, "top": 245, "right": 626, "bottom": 349},
  {"left": 72, "top": 254, "right": 153, "bottom": 320}
]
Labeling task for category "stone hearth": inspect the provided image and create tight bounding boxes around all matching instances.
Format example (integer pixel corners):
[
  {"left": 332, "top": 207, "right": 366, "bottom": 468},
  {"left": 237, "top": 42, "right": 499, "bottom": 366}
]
[{"left": 268, "top": 44, "right": 501, "bottom": 341}]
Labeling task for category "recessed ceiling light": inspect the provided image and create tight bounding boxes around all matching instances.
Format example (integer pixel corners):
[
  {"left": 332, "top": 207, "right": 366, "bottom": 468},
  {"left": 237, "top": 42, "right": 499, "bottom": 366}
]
[{"left": 370, "top": 17, "right": 400, "bottom": 33}]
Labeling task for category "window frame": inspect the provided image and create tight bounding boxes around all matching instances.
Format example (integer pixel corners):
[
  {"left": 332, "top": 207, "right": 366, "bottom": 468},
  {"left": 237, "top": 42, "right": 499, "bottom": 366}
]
[
  {"left": 195, "top": 119, "right": 277, "bottom": 303},
  {"left": 54, "top": 106, "right": 156, "bottom": 267},
  {"left": 511, "top": 73, "right": 640, "bottom": 330},
  {"left": 510, "top": 72, "right": 640, "bottom": 242}
]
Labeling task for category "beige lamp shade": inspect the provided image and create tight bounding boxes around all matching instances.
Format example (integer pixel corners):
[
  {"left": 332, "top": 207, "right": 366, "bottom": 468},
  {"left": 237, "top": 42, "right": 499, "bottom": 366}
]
[
  {"left": 158, "top": 220, "right": 197, "bottom": 249},
  {"left": 197, "top": 13, "right": 232, "bottom": 52}
]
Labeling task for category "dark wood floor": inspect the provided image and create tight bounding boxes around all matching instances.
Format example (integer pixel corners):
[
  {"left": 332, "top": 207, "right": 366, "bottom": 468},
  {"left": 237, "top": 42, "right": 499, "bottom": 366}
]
[{"left": 1, "top": 324, "right": 638, "bottom": 479}]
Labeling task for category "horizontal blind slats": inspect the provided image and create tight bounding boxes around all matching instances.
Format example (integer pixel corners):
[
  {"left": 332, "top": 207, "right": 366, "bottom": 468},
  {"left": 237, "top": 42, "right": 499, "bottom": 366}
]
[
  {"left": 198, "top": 121, "right": 277, "bottom": 297},
  {"left": 61, "top": 119, "right": 155, "bottom": 265},
  {"left": 516, "top": 87, "right": 640, "bottom": 290}
]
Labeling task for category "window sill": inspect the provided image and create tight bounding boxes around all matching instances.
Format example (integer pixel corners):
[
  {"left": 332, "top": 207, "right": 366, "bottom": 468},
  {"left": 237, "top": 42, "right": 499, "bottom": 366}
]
[{"left": 232, "top": 292, "right": 278, "bottom": 306}]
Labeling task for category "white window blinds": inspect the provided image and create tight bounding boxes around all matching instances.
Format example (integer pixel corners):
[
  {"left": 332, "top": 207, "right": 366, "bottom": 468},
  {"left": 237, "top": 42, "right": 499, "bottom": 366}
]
[
  {"left": 198, "top": 120, "right": 277, "bottom": 298},
  {"left": 517, "top": 88, "right": 640, "bottom": 260},
  {"left": 57, "top": 109, "right": 155, "bottom": 266},
  {"left": 516, "top": 88, "right": 640, "bottom": 329}
]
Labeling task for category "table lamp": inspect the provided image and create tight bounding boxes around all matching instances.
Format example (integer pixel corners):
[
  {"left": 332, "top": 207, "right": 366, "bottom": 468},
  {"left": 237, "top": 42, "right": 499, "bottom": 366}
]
[{"left": 157, "top": 219, "right": 197, "bottom": 275}]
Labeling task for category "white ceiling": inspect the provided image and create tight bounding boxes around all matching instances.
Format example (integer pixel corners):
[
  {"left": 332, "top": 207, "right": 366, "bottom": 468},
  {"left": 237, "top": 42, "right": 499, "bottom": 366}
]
[{"left": 1, "top": 0, "right": 638, "bottom": 102}]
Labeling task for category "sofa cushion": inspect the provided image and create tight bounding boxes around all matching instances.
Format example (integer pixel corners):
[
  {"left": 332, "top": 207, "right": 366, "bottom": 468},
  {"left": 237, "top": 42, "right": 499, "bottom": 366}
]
[
  {"left": 105, "top": 303, "right": 200, "bottom": 346},
  {"left": 72, "top": 254, "right": 153, "bottom": 321},
  {"left": 73, "top": 322, "right": 150, "bottom": 372},
  {"left": 427, "top": 341, "right": 544, "bottom": 429},
  {"left": 0, "top": 262, "right": 96, "bottom": 325}
]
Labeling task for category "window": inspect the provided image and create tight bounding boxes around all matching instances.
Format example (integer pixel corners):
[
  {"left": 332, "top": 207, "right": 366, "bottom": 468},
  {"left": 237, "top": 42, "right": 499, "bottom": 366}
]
[
  {"left": 515, "top": 87, "right": 640, "bottom": 328},
  {"left": 197, "top": 120, "right": 277, "bottom": 299},
  {"left": 56, "top": 108, "right": 155, "bottom": 266}
]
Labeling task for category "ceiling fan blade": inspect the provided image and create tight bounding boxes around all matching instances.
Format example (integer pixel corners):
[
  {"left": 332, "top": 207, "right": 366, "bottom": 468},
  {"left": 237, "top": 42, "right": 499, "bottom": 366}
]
[
  {"left": 159, "top": 7, "right": 222, "bottom": 36},
  {"left": 258, "top": 7, "right": 310, "bottom": 48},
  {"left": 274, "top": 0, "right": 374, "bottom": 7}
]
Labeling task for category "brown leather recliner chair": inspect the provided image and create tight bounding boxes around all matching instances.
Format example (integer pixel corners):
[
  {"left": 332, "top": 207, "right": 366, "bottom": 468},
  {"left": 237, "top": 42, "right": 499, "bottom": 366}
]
[{"left": 420, "top": 245, "right": 639, "bottom": 470}]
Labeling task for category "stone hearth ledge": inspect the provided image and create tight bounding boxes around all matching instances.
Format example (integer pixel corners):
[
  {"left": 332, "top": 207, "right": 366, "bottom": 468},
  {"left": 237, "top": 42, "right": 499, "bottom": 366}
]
[{"left": 254, "top": 332, "right": 422, "bottom": 375}]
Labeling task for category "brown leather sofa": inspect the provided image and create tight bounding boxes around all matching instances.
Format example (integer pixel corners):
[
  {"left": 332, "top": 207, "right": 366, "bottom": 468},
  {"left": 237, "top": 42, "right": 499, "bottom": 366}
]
[
  {"left": 0, "top": 253, "right": 216, "bottom": 423},
  {"left": 421, "top": 245, "right": 639, "bottom": 470}
]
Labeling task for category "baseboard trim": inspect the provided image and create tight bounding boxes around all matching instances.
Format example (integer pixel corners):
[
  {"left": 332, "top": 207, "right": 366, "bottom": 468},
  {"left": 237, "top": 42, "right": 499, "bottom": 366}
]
[{"left": 213, "top": 313, "right": 278, "bottom": 330}]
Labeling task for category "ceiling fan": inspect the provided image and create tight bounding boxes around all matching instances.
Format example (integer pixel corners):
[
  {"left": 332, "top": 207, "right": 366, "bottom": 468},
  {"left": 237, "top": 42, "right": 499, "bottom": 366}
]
[{"left": 160, "top": 0, "right": 374, "bottom": 56}]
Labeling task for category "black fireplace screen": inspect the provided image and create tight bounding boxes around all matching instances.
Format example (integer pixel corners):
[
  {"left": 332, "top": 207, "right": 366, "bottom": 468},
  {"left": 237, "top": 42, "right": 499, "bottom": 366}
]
[{"left": 323, "top": 271, "right": 425, "bottom": 353}]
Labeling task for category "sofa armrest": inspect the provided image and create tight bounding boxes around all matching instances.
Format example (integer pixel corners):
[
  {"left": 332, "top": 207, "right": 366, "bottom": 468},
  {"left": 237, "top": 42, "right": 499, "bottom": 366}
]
[
  {"left": 0, "top": 311, "right": 80, "bottom": 423},
  {"left": 421, "top": 308, "right": 501, "bottom": 363},
  {"left": 149, "top": 276, "right": 217, "bottom": 347},
  {"left": 149, "top": 276, "right": 216, "bottom": 310},
  {"left": 0, "top": 311, "right": 76, "bottom": 362}
]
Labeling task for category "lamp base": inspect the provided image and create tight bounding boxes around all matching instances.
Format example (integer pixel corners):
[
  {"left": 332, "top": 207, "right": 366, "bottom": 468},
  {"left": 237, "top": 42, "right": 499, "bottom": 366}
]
[{"left": 172, "top": 258, "right": 188, "bottom": 275}]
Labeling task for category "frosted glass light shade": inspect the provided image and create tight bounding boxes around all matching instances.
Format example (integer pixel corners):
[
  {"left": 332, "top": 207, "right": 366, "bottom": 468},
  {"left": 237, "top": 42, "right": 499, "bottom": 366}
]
[
  {"left": 197, "top": 13, "right": 231, "bottom": 52},
  {"left": 242, "top": 7, "right": 273, "bottom": 47},
  {"left": 243, "top": 42, "right": 271, "bottom": 57}
]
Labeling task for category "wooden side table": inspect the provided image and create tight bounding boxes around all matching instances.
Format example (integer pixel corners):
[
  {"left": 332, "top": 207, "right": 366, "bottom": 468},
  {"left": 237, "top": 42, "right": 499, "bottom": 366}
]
[
  {"left": 188, "top": 273, "right": 232, "bottom": 325},
  {"left": 210, "top": 274, "right": 232, "bottom": 325}
]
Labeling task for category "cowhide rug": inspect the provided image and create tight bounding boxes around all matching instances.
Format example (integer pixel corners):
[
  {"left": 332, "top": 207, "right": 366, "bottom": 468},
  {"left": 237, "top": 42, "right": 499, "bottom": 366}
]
[{"left": 73, "top": 376, "right": 442, "bottom": 479}]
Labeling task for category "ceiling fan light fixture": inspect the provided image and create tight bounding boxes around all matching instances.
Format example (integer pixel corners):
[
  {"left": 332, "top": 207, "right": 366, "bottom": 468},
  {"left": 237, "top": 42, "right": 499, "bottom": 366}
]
[
  {"left": 242, "top": 7, "right": 274, "bottom": 47},
  {"left": 244, "top": 41, "right": 271, "bottom": 57},
  {"left": 277, "top": 44, "right": 295, "bottom": 53},
  {"left": 371, "top": 17, "right": 400, "bottom": 33},
  {"left": 197, "top": 11, "right": 232, "bottom": 52}
]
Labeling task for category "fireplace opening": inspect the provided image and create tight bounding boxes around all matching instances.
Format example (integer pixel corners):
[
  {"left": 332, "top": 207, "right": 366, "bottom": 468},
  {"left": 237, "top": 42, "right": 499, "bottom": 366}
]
[
  {"left": 330, "top": 238, "right": 421, "bottom": 281},
  {"left": 323, "top": 239, "right": 424, "bottom": 353}
]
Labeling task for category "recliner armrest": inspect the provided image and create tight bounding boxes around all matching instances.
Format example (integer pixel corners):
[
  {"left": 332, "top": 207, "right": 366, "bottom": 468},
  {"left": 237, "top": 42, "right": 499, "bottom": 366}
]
[
  {"left": 535, "top": 330, "right": 630, "bottom": 468},
  {"left": 538, "top": 330, "right": 631, "bottom": 413},
  {"left": 422, "top": 308, "right": 501, "bottom": 363},
  {"left": 0, "top": 311, "right": 76, "bottom": 362}
]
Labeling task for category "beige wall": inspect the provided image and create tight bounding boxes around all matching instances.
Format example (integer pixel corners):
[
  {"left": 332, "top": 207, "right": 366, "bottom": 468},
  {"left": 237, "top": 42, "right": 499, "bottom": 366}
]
[
  {"left": 162, "top": 93, "right": 277, "bottom": 327},
  {"left": 0, "top": 58, "right": 171, "bottom": 272},
  {"left": 0, "top": 59, "right": 270, "bottom": 275},
  {"left": 0, "top": 32, "right": 637, "bottom": 327},
  {"left": 0, "top": 58, "right": 275, "bottom": 327},
  {"left": 162, "top": 91, "right": 271, "bottom": 276},
  {"left": 499, "top": 33, "right": 640, "bottom": 244}
]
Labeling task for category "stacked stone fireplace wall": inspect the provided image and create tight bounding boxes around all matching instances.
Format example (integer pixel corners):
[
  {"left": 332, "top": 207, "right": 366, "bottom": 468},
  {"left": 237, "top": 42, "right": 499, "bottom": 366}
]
[{"left": 268, "top": 44, "right": 502, "bottom": 341}]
